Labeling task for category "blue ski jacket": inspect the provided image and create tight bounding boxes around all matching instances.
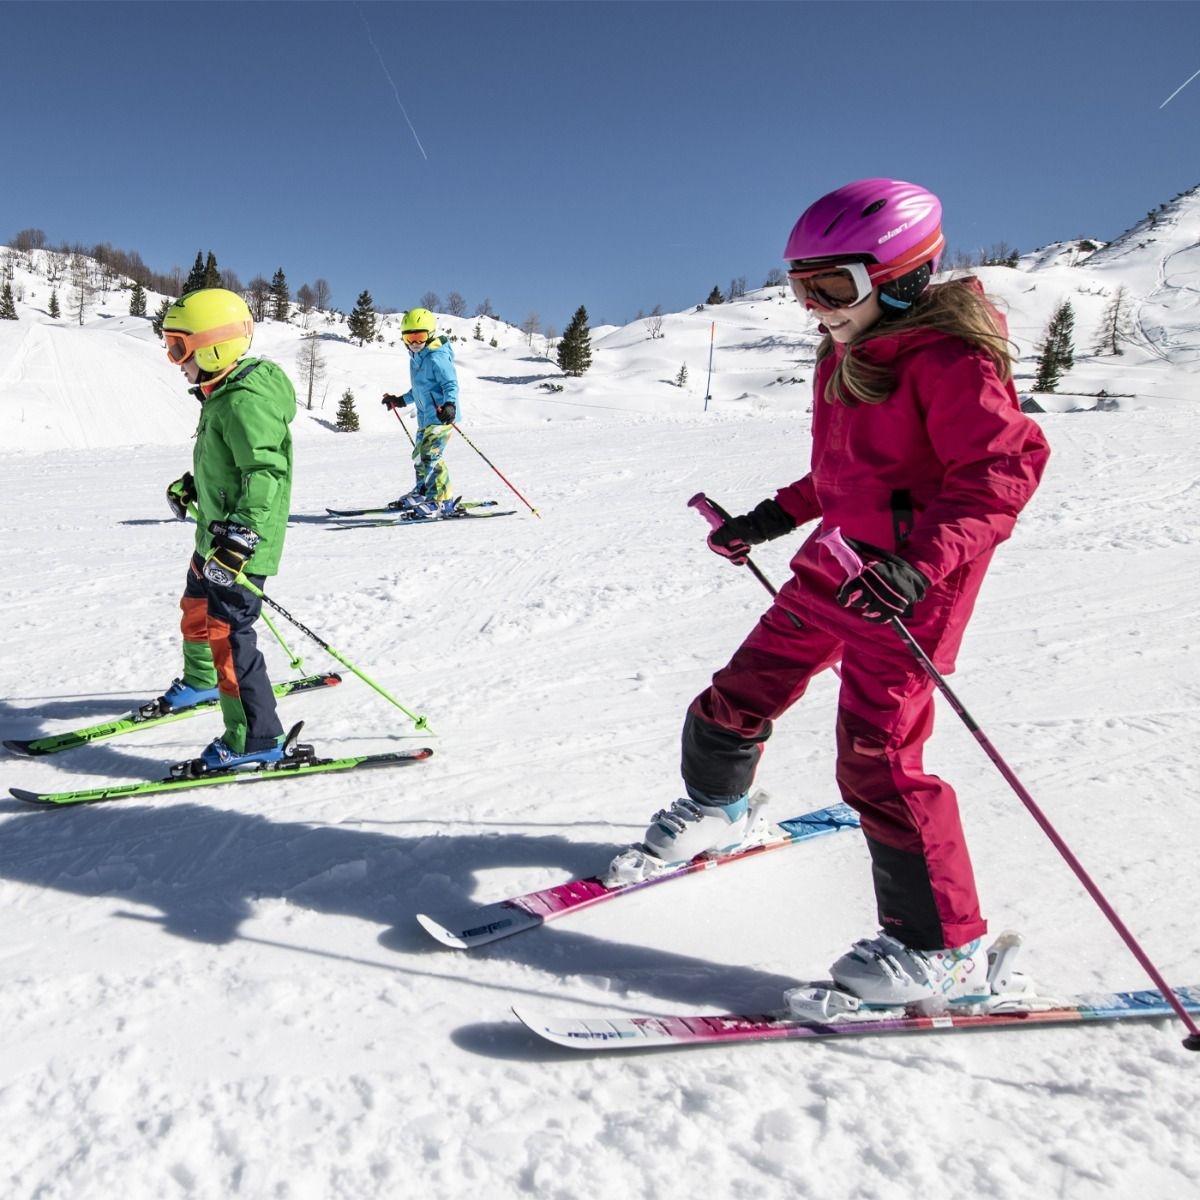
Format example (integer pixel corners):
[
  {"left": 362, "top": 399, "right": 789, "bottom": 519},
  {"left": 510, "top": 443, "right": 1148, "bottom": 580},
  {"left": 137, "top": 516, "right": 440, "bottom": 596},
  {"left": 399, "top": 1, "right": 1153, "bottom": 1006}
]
[{"left": 401, "top": 338, "right": 460, "bottom": 429}]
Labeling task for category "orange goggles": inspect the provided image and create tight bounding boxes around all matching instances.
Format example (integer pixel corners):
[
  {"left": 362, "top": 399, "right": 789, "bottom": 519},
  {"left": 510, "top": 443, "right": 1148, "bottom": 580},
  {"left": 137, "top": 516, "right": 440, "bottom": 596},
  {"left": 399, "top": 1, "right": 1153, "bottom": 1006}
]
[
  {"left": 163, "top": 320, "right": 252, "bottom": 364},
  {"left": 402, "top": 330, "right": 432, "bottom": 345}
]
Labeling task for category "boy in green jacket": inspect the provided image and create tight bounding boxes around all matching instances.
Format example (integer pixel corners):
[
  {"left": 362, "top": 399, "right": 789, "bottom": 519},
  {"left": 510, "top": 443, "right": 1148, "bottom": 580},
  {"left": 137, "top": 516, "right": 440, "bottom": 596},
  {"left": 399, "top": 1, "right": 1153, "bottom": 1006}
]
[{"left": 159, "top": 288, "right": 297, "bottom": 771}]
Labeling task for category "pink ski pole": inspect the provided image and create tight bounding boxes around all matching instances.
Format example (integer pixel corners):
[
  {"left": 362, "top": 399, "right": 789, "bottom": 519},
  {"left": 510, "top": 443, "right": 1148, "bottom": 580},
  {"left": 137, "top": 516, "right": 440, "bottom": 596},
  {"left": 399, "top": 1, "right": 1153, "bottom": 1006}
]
[{"left": 818, "top": 525, "right": 1200, "bottom": 1051}]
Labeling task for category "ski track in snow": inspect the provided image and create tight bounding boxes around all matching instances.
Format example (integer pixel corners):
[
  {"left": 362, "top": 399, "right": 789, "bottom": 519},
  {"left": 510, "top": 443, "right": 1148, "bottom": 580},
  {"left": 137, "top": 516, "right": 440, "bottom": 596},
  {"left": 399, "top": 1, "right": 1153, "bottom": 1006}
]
[{"left": 2, "top": 227, "right": 1200, "bottom": 1197}]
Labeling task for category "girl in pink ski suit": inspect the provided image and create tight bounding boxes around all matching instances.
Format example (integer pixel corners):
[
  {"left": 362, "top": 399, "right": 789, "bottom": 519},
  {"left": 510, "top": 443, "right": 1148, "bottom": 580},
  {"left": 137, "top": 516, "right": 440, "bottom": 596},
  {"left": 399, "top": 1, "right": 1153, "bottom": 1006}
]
[{"left": 627, "top": 179, "right": 1050, "bottom": 1004}]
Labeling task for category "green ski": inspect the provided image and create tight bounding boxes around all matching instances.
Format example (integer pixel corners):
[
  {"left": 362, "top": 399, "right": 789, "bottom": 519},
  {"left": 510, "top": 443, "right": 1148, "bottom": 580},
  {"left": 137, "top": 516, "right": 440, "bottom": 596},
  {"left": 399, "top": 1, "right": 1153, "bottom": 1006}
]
[
  {"left": 10, "top": 740, "right": 432, "bottom": 807},
  {"left": 3, "top": 672, "right": 342, "bottom": 757}
]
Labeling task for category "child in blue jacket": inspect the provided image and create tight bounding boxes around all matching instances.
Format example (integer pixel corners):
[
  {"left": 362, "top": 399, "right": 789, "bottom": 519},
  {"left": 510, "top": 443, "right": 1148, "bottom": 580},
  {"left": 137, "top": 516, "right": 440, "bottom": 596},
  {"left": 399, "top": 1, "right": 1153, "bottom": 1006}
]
[{"left": 382, "top": 307, "right": 460, "bottom": 516}]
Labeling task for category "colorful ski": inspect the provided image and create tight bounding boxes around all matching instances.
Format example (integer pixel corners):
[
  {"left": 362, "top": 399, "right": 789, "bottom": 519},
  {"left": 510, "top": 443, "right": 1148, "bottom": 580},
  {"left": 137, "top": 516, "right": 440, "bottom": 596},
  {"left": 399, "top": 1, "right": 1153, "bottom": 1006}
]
[
  {"left": 416, "top": 803, "right": 861, "bottom": 949},
  {"left": 514, "top": 984, "right": 1200, "bottom": 1051},
  {"left": 3, "top": 672, "right": 342, "bottom": 757},
  {"left": 10, "top": 744, "right": 433, "bottom": 806},
  {"left": 331, "top": 509, "right": 517, "bottom": 529},
  {"left": 325, "top": 500, "right": 498, "bottom": 518}
]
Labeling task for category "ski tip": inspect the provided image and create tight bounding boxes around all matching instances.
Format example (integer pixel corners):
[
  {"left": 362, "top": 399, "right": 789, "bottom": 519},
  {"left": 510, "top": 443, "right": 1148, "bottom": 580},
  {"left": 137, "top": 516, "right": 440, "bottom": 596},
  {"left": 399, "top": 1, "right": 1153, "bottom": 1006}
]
[
  {"left": 415, "top": 913, "right": 472, "bottom": 949},
  {"left": 3, "top": 740, "right": 40, "bottom": 758},
  {"left": 9, "top": 788, "right": 50, "bottom": 804}
]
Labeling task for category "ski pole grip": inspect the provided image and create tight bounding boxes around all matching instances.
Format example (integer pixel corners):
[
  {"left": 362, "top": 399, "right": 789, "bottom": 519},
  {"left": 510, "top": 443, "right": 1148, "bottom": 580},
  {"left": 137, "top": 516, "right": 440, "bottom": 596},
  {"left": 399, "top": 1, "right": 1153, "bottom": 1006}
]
[
  {"left": 687, "top": 492, "right": 732, "bottom": 532},
  {"left": 816, "top": 526, "right": 864, "bottom": 580}
]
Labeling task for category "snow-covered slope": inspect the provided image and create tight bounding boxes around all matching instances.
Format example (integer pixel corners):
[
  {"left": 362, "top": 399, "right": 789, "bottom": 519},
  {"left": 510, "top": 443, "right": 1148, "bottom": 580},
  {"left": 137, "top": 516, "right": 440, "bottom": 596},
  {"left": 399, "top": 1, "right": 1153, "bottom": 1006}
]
[{"left": 0, "top": 193, "right": 1198, "bottom": 1198}]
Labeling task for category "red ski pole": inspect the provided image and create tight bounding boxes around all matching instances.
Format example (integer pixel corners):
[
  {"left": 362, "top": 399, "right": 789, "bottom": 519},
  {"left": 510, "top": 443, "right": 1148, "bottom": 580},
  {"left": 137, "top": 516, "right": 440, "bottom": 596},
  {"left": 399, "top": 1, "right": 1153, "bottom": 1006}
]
[
  {"left": 452, "top": 423, "right": 540, "bottom": 518},
  {"left": 818, "top": 525, "right": 1200, "bottom": 1051}
]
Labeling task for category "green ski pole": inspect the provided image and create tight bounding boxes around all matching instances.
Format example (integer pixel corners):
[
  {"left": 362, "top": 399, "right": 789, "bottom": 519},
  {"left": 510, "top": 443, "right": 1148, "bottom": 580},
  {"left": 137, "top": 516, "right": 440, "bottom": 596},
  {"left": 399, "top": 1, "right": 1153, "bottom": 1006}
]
[{"left": 237, "top": 578, "right": 431, "bottom": 733}]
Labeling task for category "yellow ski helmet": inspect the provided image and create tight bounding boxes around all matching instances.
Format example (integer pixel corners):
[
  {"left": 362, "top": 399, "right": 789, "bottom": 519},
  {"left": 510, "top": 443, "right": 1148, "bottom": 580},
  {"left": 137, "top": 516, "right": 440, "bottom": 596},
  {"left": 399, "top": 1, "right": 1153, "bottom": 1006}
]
[
  {"left": 401, "top": 307, "right": 436, "bottom": 335},
  {"left": 162, "top": 288, "right": 254, "bottom": 371}
]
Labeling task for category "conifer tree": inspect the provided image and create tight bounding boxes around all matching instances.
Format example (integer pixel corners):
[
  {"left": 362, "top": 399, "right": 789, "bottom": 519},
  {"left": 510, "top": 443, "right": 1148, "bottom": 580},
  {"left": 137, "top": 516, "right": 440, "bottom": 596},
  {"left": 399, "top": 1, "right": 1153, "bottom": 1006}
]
[
  {"left": 48, "top": 290, "right": 60, "bottom": 319},
  {"left": 674, "top": 363, "right": 688, "bottom": 388},
  {"left": 347, "top": 290, "right": 377, "bottom": 346},
  {"left": 270, "top": 268, "right": 290, "bottom": 321},
  {"left": 706, "top": 285, "right": 725, "bottom": 305},
  {"left": 556, "top": 305, "right": 592, "bottom": 377},
  {"left": 0, "top": 282, "right": 18, "bottom": 320},
  {"left": 1094, "top": 286, "right": 1131, "bottom": 356},
  {"left": 152, "top": 296, "right": 171, "bottom": 337},
  {"left": 183, "top": 252, "right": 206, "bottom": 294},
  {"left": 336, "top": 388, "right": 360, "bottom": 431},
  {"left": 1033, "top": 299, "right": 1076, "bottom": 393},
  {"left": 203, "top": 251, "right": 221, "bottom": 288},
  {"left": 129, "top": 281, "right": 147, "bottom": 317}
]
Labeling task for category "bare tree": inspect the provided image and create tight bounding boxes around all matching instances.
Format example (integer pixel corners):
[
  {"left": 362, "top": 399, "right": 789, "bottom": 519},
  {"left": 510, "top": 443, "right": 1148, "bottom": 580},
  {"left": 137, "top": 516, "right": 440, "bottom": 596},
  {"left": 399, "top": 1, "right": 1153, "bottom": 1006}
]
[
  {"left": 245, "top": 276, "right": 271, "bottom": 322},
  {"left": 296, "top": 330, "right": 328, "bottom": 410},
  {"left": 296, "top": 283, "right": 316, "bottom": 317},
  {"left": 71, "top": 258, "right": 93, "bottom": 326},
  {"left": 1093, "top": 285, "right": 1132, "bottom": 356},
  {"left": 727, "top": 276, "right": 748, "bottom": 300},
  {"left": 474, "top": 296, "right": 495, "bottom": 319},
  {"left": 12, "top": 228, "right": 47, "bottom": 253},
  {"left": 420, "top": 291, "right": 441, "bottom": 312},
  {"left": 313, "top": 278, "right": 332, "bottom": 313},
  {"left": 520, "top": 312, "right": 541, "bottom": 347},
  {"left": 446, "top": 291, "right": 467, "bottom": 316},
  {"left": 763, "top": 267, "right": 786, "bottom": 288},
  {"left": 980, "top": 242, "right": 1020, "bottom": 267},
  {"left": 644, "top": 303, "right": 665, "bottom": 340}
]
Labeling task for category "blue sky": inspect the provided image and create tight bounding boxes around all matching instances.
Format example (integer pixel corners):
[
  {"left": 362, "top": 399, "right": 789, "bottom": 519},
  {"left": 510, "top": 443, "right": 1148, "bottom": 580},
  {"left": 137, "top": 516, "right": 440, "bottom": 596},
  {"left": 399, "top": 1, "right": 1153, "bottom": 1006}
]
[{"left": 3, "top": 1, "right": 1197, "bottom": 329}]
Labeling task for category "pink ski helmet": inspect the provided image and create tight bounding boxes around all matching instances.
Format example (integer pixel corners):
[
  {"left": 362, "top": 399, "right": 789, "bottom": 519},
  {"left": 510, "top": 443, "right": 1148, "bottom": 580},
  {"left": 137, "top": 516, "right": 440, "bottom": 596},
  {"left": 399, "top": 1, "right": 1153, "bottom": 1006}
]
[{"left": 784, "top": 179, "right": 944, "bottom": 310}]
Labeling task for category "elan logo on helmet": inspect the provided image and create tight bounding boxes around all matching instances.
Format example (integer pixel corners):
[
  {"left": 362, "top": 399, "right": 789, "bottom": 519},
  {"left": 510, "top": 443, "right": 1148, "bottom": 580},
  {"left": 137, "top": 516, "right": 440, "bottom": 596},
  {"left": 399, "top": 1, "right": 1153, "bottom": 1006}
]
[{"left": 877, "top": 221, "right": 912, "bottom": 245}]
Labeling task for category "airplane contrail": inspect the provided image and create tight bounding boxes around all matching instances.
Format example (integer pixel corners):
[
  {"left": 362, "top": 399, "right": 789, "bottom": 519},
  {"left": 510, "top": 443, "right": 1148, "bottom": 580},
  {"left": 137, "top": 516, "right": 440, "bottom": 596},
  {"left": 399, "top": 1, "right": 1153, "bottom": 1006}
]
[
  {"left": 356, "top": 3, "right": 429, "bottom": 160},
  {"left": 1160, "top": 67, "right": 1200, "bottom": 109}
]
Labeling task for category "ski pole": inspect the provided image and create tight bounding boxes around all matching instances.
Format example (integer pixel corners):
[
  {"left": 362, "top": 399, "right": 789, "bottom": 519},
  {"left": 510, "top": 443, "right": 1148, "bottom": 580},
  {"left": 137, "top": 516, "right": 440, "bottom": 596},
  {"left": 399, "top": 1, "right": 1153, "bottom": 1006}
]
[
  {"left": 390, "top": 404, "right": 416, "bottom": 447},
  {"left": 236, "top": 577, "right": 431, "bottom": 733},
  {"left": 451, "top": 423, "right": 541, "bottom": 518},
  {"left": 817, "top": 525, "right": 1200, "bottom": 1051},
  {"left": 187, "top": 503, "right": 305, "bottom": 672},
  {"left": 688, "top": 492, "right": 805, "bottom": 632},
  {"left": 260, "top": 608, "right": 305, "bottom": 672}
]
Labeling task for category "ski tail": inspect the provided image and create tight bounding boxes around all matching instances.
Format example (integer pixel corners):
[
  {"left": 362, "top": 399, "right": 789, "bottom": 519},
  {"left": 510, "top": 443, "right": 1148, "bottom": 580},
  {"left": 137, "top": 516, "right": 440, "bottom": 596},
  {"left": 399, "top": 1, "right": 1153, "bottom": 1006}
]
[{"left": 3, "top": 672, "right": 341, "bottom": 757}]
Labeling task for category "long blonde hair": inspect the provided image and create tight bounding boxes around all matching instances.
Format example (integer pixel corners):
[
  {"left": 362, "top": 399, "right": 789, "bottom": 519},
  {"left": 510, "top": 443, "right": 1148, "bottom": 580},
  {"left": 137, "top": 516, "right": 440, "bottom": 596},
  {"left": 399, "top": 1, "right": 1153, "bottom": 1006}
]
[{"left": 819, "top": 277, "right": 1013, "bottom": 407}]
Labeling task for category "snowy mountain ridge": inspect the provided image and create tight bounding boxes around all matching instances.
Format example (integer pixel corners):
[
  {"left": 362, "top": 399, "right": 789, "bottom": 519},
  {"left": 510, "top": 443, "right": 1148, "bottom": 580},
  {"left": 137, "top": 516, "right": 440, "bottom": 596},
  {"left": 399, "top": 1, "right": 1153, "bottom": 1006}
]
[{"left": 2, "top": 184, "right": 1198, "bottom": 456}]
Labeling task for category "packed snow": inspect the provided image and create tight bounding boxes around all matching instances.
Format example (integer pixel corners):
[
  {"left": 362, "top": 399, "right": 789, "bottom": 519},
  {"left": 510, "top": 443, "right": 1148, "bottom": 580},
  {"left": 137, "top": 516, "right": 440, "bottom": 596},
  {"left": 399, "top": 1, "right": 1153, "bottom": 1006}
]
[{"left": 1, "top": 188, "right": 1199, "bottom": 1199}]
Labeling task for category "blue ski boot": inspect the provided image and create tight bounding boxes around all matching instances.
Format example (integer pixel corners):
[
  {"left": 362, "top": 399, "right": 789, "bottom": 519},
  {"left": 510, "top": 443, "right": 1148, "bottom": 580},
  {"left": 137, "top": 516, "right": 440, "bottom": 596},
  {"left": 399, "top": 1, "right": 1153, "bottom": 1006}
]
[{"left": 199, "top": 736, "right": 286, "bottom": 772}]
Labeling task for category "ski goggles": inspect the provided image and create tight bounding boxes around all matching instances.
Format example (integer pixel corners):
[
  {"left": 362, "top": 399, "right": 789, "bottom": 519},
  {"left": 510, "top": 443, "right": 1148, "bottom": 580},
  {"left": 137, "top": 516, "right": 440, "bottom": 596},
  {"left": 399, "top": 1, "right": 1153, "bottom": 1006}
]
[
  {"left": 162, "top": 320, "right": 252, "bottom": 364},
  {"left": 787, "top": 261, "right": 876, "bottom": 310},
  {"left": 402, "top": 330, "right": 432, "bottom": 345}
]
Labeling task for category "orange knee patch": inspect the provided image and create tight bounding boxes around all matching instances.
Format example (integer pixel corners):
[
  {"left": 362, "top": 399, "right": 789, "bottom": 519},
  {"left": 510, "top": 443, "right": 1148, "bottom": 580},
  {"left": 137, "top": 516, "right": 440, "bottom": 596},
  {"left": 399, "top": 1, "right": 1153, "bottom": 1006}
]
[
  {"left": 205, "top": 616, "right": 242, "bottom": 696},
  {"left": 180, "top": 595, "right": 210, "bottom": 643}
]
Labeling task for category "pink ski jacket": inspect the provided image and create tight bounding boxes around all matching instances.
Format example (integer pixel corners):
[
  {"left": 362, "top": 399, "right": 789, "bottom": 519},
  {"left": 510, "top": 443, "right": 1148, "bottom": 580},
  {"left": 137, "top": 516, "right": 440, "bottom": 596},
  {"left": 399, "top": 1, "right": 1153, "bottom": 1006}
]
[{"left": 772, "top": 290, "right": 1050, "bottom": 667}]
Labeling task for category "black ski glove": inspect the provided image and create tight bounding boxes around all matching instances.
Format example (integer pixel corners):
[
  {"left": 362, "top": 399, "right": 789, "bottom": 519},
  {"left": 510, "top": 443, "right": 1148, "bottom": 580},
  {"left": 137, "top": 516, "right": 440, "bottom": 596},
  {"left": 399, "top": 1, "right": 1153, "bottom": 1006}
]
[
  {"left": 836, "top": 553, "right": 930, "bottom": 623},
  {"left": 382, "top": 393, "right": 408, "bottom": 410},
  {"left": 166, "top": 472, "right": 196, "bottom": 521},
  {"left": 707, "top": 498, "right": 796, "bottom": 565},
  {"left": 203, "top": 521, "right": 261, "bottom": 587},
  {"left": 436, "top": 402, "right": 457, "bottom": 424}
]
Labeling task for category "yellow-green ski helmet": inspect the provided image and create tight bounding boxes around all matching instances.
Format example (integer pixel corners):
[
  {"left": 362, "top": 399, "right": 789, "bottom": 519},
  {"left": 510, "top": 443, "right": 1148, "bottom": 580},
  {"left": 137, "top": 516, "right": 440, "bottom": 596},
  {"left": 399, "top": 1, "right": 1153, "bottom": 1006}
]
[
  {"left": 162, "top": 288, "right": 254, "bottom": 372},
  {"left": 401, "top": 307, "right": 436, "bottom": 335}
]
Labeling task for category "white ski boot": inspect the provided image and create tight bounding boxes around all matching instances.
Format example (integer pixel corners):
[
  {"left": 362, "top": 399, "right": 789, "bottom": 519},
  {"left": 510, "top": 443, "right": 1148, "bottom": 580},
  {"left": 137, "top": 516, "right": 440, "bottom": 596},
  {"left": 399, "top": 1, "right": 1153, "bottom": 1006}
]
[
  {"left": 783, "top": 930, "right": 1039, "bottom": 1021},
  {"left": 605, "top": 793, "right": 764, "bottom": 886}
]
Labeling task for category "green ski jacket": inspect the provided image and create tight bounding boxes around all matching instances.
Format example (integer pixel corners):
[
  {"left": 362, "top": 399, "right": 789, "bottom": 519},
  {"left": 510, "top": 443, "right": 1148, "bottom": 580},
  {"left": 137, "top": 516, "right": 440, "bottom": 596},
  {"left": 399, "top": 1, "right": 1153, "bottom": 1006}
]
[{"left": 191, "top": 357, "right": 296, "bottom": 576}]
